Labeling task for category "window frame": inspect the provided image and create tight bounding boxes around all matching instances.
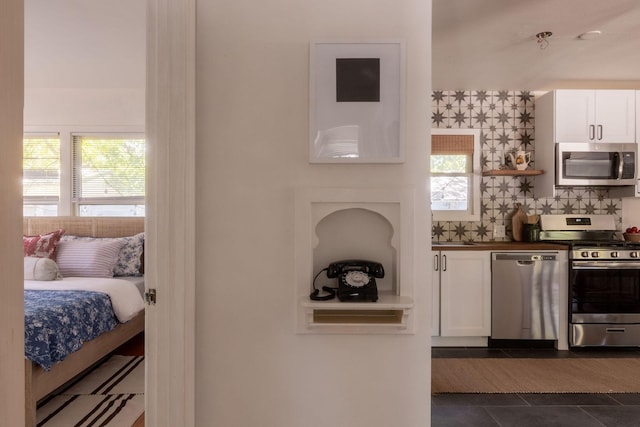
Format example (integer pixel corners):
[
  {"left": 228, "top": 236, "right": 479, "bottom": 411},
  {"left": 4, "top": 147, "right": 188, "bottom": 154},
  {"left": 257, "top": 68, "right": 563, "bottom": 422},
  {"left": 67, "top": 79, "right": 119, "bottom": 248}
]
[
  {"left": 23, "top": 127, "right": 145, "bottom": 217},
  {"left": 430, "top": 128, "right": 481, "bottom": 222},
  {"left": 22, "top": 133, "right": 61, "bottom": 216},
  {"left": 71, "top": 133, "right": 146, "bottom": 216}
]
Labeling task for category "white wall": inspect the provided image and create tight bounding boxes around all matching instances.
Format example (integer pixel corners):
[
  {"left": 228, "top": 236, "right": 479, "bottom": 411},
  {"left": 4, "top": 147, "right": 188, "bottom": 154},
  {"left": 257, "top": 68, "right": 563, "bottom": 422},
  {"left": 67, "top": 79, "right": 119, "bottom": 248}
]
[
  {"left": 622, "top": 198, "right": 640, "bottom": 230},
  {"left": 195, "top": 1, "right": 432, "bottom": 426},
  {"left": 24, "top": 0, "right": 145, "bottom": 129}
]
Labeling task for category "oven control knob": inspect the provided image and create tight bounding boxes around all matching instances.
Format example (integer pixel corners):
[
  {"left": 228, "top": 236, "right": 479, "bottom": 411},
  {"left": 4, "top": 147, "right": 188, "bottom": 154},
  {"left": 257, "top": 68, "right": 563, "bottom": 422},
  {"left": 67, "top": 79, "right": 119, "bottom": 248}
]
[
  {"left": 611, "top": 251, "right": 619, "bottom": 258},
  {"left": 591, "top": 252, "right": 599, "bottom": 258},
  {"left": 581, "top": 251, "right": 589, "bottom": 258},
  {"left": 631, "top": 251, "right": 639, "bottom": 258}
]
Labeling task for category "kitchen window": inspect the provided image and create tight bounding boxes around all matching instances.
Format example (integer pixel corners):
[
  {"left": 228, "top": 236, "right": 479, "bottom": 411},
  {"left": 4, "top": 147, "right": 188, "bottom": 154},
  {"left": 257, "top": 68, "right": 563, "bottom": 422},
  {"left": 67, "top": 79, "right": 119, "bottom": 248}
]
[{"left": 430, "top": 129, "right": 481, "bottom": 221}]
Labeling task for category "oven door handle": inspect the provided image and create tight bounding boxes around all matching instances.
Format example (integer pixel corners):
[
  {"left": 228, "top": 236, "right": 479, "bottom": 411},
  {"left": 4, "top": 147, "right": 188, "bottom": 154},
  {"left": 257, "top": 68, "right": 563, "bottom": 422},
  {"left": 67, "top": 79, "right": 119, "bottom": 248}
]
[{"left": 572, "top": 261, "right": 640, "bottom": 269}]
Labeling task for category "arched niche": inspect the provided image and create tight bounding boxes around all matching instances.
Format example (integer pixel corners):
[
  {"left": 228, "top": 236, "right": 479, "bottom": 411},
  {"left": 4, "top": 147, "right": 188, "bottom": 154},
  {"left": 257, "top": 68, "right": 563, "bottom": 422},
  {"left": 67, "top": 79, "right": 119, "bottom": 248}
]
[{"left": 313, "top": 207, "right": 397, "bottom": 292}]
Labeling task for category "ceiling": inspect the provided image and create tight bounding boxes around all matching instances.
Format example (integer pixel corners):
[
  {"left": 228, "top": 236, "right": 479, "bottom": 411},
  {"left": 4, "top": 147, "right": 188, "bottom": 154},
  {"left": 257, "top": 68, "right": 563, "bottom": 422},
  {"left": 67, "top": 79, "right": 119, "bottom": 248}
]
[{"left": 432, "top": 0, "right": 640, "bottom": 90}]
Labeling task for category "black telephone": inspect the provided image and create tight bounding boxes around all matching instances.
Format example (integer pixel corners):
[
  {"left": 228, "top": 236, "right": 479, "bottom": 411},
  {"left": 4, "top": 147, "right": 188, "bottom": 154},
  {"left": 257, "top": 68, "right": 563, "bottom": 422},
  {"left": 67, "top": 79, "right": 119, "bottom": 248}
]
[{"left": 310, "top": 259, "right": 383, "bottom": 302}]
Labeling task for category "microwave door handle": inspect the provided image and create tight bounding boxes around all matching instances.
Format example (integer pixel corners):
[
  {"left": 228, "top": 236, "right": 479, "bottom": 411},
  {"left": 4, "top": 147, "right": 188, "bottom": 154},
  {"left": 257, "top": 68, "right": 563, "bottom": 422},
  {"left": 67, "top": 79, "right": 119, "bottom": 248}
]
[{"left": 617, "top": 152, "right": 624, "bottom": 180}]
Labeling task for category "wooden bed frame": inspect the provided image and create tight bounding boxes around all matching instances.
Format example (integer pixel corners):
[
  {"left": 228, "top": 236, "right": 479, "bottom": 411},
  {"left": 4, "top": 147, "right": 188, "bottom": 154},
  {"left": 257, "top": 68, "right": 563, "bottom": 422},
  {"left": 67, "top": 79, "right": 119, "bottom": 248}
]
[{"left": 23, "top": 217, "right": 145, "bottom": 427}]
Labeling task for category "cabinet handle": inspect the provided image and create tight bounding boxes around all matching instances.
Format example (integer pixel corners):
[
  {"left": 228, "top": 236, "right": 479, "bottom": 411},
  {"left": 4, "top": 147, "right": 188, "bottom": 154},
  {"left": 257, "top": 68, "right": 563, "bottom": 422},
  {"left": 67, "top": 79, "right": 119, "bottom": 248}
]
[
  {"left": 597, "top": 124, "right": 603, "bottom": 140},
  {"left": 589, "top": 124, "right": 595, "bottom": 140},
  {"left": 442, "top": 254, "right": 447, "bottom": 272},
  {"left": 434, "top": 254, "right": 439, "bottom": 271}
]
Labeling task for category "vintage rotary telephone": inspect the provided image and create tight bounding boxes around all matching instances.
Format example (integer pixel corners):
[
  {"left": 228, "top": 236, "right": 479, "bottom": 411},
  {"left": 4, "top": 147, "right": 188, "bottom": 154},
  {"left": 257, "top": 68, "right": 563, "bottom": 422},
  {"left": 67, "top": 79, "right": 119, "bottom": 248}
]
[{"left": 310, "top": 259, "right": 383, "bottom": 302}]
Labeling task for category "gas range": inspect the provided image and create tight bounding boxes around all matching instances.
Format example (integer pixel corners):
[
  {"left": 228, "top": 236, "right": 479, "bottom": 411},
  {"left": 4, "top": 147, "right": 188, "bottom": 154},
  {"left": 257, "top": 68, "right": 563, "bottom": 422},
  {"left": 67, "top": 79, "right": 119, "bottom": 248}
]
[
  {"left": 539, "top": 215, "right": 640, "bottom": 347},
  {"left": 539, "top": 214, "right": 640, "bottom": 260}
]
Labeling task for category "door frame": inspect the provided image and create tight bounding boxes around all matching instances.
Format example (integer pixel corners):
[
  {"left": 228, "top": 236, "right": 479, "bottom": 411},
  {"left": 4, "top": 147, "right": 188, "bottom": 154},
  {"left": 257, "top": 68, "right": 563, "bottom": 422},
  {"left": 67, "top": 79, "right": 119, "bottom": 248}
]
[
  {"left": 0, "top": 1, "right": 196, "bottom": 424},
  {"left": 1, "top": 1, "right": 26, "bottom": 424},
  {"left": 145, "top": 0, "right": 197, "bottom": 425}
]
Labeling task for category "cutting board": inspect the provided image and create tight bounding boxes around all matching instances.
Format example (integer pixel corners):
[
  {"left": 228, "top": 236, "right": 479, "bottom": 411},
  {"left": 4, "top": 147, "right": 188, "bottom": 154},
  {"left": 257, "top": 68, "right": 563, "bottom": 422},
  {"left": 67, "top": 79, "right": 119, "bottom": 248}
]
[{"left": 511, "top": 203, "right": 527, "bottom": 241}]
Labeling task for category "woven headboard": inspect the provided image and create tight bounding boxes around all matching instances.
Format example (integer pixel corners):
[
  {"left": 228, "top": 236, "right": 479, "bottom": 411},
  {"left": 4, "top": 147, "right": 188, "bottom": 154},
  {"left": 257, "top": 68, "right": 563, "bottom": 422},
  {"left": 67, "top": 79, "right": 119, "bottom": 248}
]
[{"left": 23, "top": 217, "right": 144, "bottom": 238}]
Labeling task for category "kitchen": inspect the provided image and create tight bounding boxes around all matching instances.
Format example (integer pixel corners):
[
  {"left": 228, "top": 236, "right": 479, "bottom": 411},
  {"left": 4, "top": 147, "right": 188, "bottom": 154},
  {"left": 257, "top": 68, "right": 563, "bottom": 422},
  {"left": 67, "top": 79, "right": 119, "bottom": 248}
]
[{"left": 431, "top": 1, "right": 640, "bottom": 425}]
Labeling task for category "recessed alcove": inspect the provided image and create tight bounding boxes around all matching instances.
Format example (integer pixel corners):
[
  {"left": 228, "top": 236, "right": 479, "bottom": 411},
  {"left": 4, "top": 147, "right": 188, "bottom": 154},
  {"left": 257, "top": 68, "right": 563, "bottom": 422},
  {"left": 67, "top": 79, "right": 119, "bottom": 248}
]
[
  {"left": 294, "top": 187, "right": 415, "bottom": 334},
  {"left": 314, "top": 207, "right": 397, "bottom": 293}
]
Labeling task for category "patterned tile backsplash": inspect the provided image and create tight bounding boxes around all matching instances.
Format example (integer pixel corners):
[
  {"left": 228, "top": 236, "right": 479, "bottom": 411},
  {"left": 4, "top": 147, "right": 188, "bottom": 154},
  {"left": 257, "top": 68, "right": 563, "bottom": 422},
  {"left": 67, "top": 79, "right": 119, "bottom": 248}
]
[{"left": 431, "top": 90, "right": 623, "bottom": 242}]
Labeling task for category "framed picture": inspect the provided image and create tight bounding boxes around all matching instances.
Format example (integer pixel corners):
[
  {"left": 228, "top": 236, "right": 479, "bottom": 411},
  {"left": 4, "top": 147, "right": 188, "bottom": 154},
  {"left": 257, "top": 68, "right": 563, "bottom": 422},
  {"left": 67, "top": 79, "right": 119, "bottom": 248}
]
[{"left": 309, "top": 39, "right": 405, "bottom": 163}]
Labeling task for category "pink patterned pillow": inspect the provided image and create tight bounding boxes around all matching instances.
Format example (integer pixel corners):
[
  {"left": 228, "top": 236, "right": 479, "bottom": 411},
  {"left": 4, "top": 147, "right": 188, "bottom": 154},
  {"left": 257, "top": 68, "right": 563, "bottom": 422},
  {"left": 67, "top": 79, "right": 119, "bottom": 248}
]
[{"left": 23, "top": 229, "right": 65, "bottom": 261}]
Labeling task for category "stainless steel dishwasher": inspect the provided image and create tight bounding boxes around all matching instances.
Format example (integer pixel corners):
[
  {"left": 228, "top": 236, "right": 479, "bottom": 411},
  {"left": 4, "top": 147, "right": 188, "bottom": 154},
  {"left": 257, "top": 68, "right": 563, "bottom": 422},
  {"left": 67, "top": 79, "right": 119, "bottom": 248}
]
[{"left": 491, "top": 252, "right": 562, "bottom": 340}]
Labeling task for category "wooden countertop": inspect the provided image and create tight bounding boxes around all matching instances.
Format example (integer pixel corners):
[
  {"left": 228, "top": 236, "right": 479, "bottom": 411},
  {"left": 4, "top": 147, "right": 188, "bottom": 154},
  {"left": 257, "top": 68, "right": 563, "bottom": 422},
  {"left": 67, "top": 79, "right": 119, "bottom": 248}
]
[{"left": 431, "top": 241, "right": 569, "bottom": 251}]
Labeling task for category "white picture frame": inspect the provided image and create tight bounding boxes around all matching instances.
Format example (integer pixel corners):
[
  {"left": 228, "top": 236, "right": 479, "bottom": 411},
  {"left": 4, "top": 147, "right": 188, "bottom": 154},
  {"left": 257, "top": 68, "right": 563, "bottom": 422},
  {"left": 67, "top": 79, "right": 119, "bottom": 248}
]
[{"left": 309, "top": 39, "right": 405, "bottom": 163}]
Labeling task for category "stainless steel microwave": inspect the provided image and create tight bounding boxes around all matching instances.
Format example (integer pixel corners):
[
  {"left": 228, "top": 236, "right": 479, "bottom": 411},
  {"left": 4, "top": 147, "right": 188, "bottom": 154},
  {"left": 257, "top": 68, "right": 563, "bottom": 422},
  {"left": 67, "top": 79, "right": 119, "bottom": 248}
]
[{"left": 556, "top": 142, "right": 637, "bottom": 187}]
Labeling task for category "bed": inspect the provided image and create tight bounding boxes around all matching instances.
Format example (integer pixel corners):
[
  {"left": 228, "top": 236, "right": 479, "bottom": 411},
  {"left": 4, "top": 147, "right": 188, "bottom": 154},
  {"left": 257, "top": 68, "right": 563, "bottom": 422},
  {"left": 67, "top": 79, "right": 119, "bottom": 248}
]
[{"left": 22, "top": 217, "right": 145, "bottom": 427}]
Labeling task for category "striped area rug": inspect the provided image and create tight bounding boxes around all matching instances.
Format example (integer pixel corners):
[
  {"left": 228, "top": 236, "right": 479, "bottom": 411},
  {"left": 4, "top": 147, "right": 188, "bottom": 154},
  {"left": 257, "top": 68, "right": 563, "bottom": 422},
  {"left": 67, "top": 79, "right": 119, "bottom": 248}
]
[{"left": 37, "top": 355, "right": 144, "bottom": 427}]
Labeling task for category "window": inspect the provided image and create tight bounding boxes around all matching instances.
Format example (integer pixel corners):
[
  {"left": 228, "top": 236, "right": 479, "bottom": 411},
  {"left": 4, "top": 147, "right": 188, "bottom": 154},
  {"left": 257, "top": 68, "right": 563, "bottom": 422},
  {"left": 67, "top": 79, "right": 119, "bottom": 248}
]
[
  {"left": 72, "top": 135, "right": 146, "bottom": 216},
  {"left": 430, "top": 129, "right": 481, "bottom": 221},
  {"left": 23, "top": 136, "right": 60, "bottom": 216}
]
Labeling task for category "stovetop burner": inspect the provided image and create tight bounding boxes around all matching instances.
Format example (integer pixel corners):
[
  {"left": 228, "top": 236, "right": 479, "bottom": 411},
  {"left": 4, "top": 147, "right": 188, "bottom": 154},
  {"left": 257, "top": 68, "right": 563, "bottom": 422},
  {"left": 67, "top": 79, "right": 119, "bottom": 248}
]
[{"left": 538, "top": 214, "right": 640, "bottom": 259}]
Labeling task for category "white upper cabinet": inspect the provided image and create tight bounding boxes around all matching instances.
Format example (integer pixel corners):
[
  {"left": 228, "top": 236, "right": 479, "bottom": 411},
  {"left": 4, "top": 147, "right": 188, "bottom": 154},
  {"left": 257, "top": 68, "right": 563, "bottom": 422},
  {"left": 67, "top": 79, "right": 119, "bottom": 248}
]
[{"left": 554, "top": 89, "right": 636, "bottom": 143}]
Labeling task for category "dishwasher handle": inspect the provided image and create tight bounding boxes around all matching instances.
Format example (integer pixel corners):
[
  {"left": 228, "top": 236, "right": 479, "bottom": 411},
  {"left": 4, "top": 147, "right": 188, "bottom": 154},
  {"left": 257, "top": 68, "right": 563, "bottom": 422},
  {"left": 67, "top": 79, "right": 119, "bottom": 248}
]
[{"left": 493, "top": 253, "right": 557, "bottom": 262}]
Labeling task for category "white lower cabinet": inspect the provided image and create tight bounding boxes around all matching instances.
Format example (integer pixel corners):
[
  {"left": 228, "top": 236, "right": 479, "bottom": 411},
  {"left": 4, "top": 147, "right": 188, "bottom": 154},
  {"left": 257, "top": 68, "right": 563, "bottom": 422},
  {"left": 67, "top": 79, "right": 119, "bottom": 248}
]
[{"left": 432, "top": 250, "right": 491, "bottom": 344}]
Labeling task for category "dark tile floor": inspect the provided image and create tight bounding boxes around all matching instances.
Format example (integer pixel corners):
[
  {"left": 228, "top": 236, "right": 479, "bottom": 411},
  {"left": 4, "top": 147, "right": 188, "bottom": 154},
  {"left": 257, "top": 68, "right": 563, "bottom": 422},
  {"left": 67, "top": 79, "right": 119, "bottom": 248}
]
[{"left": 432, "top": 344, "right": 640, "bottom": 426}]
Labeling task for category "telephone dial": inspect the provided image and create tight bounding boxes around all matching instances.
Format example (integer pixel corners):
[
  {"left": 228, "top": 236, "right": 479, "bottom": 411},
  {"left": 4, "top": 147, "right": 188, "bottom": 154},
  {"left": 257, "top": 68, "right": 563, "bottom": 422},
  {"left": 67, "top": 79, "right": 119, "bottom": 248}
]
[{"left": 310, "top": 259, "right": 383, "bottom": 302}]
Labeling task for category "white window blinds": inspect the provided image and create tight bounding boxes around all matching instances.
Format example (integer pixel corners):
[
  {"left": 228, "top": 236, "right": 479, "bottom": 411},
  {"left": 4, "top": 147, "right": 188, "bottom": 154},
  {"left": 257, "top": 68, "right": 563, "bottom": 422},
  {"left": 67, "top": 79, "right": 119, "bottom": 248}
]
[
  {"left": 72, "top": 135, "right": 145, "bottom": 203},
  {"left": 23, "top": 136, "right": 61, "bottom": 202}
]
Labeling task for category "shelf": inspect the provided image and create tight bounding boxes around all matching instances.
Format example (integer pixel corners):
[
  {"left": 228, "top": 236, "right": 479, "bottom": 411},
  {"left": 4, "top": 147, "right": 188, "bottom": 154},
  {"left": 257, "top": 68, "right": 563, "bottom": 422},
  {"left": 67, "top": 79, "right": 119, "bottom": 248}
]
[
  {"left": 300, "top": 292, "right": 414, "bottom": 332},
  {"left": 483, "top": 169, "right": 544, "bottom": 177}
]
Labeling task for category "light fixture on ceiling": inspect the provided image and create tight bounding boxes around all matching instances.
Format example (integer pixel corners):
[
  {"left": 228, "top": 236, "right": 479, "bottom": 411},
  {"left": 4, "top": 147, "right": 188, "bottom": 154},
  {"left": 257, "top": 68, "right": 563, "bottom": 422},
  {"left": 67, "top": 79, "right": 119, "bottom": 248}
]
[
  {"left": 578, "top": 30, "right": 602, "bottom": 40},
  {"left": 535, "top": 31, "right": 553, "bottom": 50}
]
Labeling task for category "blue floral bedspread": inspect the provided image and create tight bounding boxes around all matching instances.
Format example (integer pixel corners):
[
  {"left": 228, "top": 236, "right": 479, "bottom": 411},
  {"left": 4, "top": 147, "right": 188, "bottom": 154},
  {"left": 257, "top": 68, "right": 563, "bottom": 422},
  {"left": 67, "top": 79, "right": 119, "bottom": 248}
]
[{"left": 24, "top": 290, "right": 119, "bottom": 371}]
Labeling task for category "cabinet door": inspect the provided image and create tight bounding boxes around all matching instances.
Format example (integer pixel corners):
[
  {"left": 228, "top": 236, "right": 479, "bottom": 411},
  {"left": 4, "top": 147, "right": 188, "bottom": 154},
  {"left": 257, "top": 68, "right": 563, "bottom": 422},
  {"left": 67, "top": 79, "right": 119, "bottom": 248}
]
[
  {"left": 595, "top": 90, "right": 636, "bottom": 142},
  {"left": 439, "top": 251, "right": 491, "bottom": 337},
  {"left": 554, "top": 90, "right": 594, "bottom": 142}
]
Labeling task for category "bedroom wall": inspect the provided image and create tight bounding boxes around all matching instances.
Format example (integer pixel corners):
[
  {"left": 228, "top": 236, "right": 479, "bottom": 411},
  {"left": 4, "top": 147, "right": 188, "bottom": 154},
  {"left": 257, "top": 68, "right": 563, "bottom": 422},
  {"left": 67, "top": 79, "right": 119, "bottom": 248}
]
[
  {"left": 195, "top": 1, "right": 431, "bottom": 426},
  {"left": 24, "top": 0, "right": 145, "bottom": 129}
]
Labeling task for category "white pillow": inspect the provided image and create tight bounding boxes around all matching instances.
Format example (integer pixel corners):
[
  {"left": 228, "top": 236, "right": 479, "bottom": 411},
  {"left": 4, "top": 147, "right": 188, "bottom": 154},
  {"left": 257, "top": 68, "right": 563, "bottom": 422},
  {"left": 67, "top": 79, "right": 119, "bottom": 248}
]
[
  {"left": 24, "top": 256, "right": 63, "bottom": 281},
  {"left": 56, "top": 239, "right": 127, "bottom": 278}
]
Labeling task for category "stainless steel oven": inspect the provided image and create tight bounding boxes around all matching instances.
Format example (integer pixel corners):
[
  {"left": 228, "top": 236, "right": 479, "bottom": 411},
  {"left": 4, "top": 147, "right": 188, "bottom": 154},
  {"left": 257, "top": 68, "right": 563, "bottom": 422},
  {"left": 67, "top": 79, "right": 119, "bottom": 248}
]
[
  {"left": 540, "top": 214, "right": 640, "bottom": 347},
  {"left": 570, "top": 244, "right": 640, "bottom": 346}
]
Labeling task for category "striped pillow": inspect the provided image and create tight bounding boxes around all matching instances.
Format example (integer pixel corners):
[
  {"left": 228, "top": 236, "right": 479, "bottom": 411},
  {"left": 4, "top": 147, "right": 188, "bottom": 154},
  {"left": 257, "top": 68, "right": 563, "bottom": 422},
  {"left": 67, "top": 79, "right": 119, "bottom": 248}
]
[
  {"left": 56, "top": 239, "right": 126, "bottom": 278},
  {"left": 61, "top": 233, "right": 144, "bottom": 276}
]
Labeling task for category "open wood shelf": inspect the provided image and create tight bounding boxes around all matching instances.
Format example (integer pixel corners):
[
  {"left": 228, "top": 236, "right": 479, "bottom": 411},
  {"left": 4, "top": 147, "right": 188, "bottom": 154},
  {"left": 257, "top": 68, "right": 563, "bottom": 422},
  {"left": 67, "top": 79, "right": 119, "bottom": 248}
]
[{"left": 483, "top": 169, "right": 544, "bottom": 177}]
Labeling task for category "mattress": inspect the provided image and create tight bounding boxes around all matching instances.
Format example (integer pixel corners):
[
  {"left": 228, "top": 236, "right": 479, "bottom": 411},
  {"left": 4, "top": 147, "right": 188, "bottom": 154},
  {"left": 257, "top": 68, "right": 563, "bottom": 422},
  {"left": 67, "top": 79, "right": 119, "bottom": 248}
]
[{"left": 116, "top": 275, "right": 145, "bottom": 297}]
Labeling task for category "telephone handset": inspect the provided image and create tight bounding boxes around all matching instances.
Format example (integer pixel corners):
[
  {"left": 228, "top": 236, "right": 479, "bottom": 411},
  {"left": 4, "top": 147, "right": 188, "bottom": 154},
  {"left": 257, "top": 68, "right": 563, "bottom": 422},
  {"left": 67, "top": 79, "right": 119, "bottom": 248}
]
[{"left": 310, "top": 259, "right": 383, "bottom": 302}]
